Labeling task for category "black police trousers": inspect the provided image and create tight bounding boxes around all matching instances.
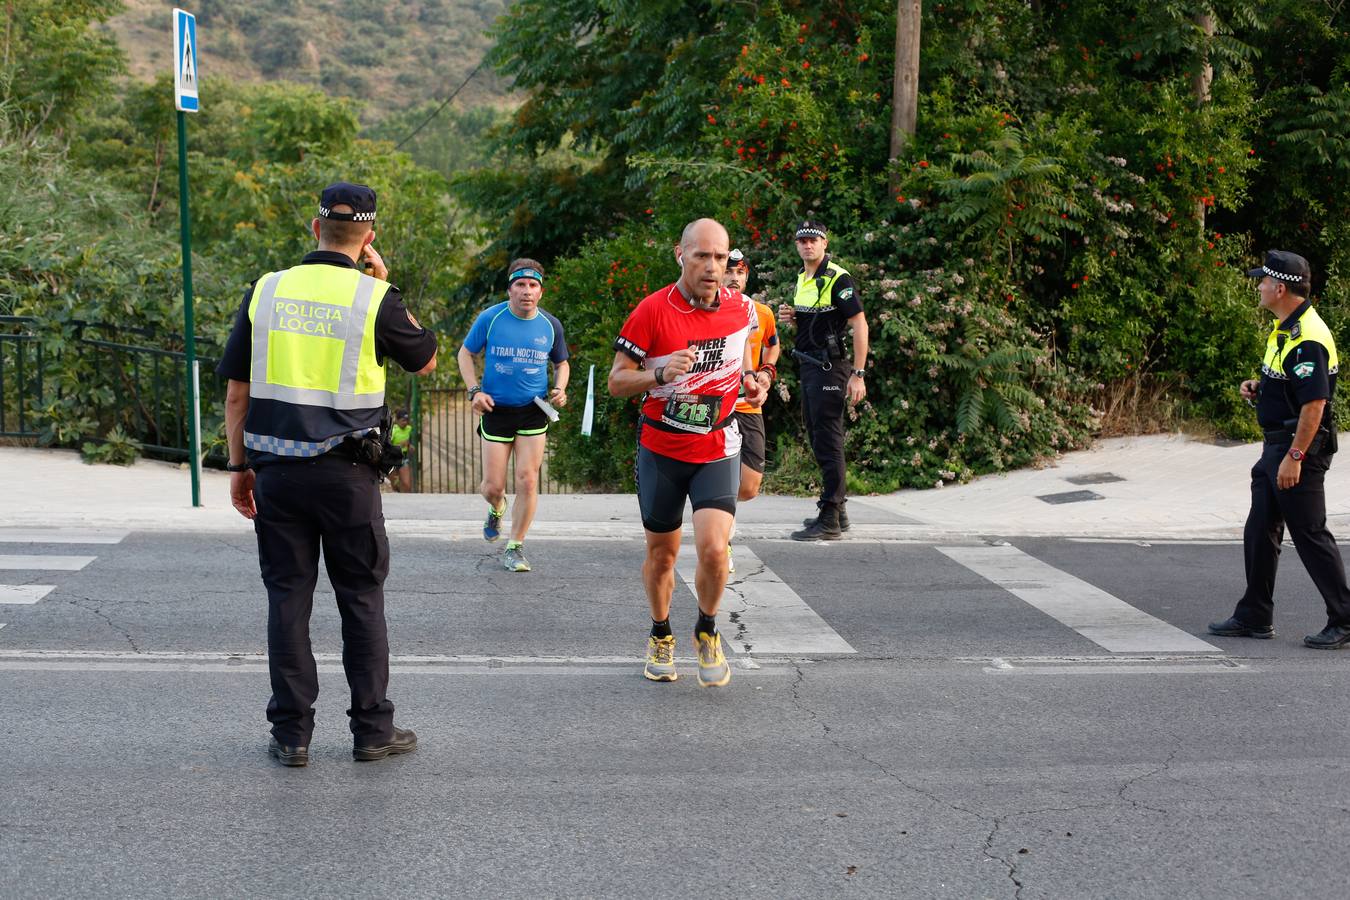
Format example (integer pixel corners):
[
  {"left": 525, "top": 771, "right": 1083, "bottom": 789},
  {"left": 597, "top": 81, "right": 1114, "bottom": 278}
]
[
  {"left": 253, "top": 455, "right": 394, "bottom": 746},
  {"left": 1235, "top": 441, "right": 1350, "bottom": 628},
  {"left": 799, "top": 360, "right": 850, "bottom": 506}
]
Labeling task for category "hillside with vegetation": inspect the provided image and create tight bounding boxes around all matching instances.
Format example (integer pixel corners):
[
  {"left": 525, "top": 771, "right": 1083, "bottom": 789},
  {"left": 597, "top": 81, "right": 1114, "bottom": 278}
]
[{"left": 105, "top": 0, "right": 511, "bottom": 115}]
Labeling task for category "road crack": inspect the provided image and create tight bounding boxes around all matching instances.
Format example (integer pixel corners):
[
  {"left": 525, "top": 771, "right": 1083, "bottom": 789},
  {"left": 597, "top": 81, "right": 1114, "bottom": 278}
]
[
  {"left": 788, "top": 661, "right": 1024, "bottom": 897},
  {"left": 65, "top": 597, "right": 141, "bottom": 653}
]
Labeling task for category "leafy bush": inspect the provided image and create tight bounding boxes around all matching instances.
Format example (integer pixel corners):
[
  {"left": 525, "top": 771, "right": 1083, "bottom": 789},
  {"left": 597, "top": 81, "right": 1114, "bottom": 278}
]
[{"left": 81, "top": 426, "right": 143, "bottom": 466}]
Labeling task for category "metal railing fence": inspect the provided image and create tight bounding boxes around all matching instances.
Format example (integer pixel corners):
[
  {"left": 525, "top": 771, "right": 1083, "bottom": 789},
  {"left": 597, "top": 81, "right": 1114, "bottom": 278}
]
[
  {"left": 413, "top": 385, "right": 567, "bottom": 494},
  {"left": 0, "top": 316, "right": 43, "bottom": 438},
  {"left": 0, "top": 315, "right": 225, "bottom": 461}
]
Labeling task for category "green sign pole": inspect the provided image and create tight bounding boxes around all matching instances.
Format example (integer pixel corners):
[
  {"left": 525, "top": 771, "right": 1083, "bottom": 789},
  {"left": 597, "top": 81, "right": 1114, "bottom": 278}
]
[{"left": 177, "top": 109, "right": 201, "bottom": 507}]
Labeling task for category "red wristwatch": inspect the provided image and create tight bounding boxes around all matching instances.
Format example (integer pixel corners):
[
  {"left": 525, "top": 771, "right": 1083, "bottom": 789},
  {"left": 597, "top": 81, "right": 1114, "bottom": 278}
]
[{"left": 1289, "top": 447, "right": 1305, "bottom": 461}]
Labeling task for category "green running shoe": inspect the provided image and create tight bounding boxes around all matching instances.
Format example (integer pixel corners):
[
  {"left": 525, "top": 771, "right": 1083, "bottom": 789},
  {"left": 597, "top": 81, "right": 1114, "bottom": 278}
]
[
  {"left": 643, "top": 635, "right": 678, "bottom": 682},
  {"left": 503, "top": 543, "right": 531, "bottom": 572}
]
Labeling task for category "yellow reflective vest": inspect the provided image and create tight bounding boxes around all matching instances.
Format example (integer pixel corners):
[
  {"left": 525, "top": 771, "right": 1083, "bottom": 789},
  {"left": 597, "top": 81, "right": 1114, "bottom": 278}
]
[{"left": 244, "top": 264, "right": 390, "bottom": 457}]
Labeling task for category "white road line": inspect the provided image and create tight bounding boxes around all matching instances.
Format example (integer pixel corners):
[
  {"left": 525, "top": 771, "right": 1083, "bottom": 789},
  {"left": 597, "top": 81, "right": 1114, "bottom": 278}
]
[
  {"left": 0, "top": 649, "right": 779, "bottom": 676},
  {"left": 0, "top": 585, "right": 56, "bottom": 604},
  {"left": 984, "top": 662, "right": 1248, "bottom": 675},
  {"left": 938, "top": 544, "right": 1222, "bottom": 654},
  {"left": 676, "top": 546, "right": 856, "bottom": 655},
  {"left": 1068, "top": 538, "right": 1241, "bottom": 546},
  {"left": 0, "top": 528, "right": 128, "bottom": 544},
  {"left": 0, "top": 555, "right": 96, "bottom": 571}
]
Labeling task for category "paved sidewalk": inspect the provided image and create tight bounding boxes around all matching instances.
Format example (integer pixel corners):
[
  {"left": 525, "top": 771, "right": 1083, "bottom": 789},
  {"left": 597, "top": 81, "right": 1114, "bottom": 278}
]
[{"left": 4, "top": 435, "right": 1349, "bottom": 539}]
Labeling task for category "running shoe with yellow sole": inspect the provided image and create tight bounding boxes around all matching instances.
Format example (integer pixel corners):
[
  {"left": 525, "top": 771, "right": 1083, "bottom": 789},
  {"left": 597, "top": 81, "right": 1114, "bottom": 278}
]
[
  {"left": 644, "top": 635, "right": 678, "bottom": 682},
  {"left": 695, "top": 630, "right": 731, "bottom": 687}
]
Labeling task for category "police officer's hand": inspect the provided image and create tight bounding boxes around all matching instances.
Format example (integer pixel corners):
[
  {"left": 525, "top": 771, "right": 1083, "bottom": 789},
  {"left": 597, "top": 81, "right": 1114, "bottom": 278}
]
[
  {"left": 1278, "top": 455, "right": 1303, "bottom": 491},
  {"left": 846, "top": 373, "right": 867, "bottom": 406},
  {"left": 777, "top": 303, "right": 796, "bottom": 326},
  {"left": 361, "top": 244, "right": 389, "bottom": 281},
  {"left": 549, "top": 386, "right": 568, "bottom": 407},
  {"left": 1240, "top": 379, "right": 1258, "bottom": 402},
  {"left": 662, "top": 347, "right": 698, "bottom": 381},
  {"left": 472, "top": 391, "right": 495, "bottom": 414},
  {"left": 230, "top": 470, "right": 257, "bottom": 519}
]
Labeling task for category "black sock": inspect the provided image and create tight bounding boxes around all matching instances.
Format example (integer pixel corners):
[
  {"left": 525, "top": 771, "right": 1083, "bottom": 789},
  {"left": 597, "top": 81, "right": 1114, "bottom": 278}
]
[
  {"left": 650, "top": 617, "right": 672, "bottom": 639},
  {"left": 696, "top": 611, "right": 717, "bottom": 637}
]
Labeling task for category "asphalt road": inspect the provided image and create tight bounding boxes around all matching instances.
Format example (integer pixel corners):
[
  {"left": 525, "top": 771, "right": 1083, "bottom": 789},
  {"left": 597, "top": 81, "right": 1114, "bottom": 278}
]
[{"left": 2, "top": 533, "right": 1348, "bottom": 899}]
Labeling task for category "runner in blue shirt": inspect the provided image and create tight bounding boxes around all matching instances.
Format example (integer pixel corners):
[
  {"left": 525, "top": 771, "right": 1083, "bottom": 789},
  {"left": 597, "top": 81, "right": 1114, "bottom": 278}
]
[{"left": 456, "top": 258, "right": 569, "bottom": 572}]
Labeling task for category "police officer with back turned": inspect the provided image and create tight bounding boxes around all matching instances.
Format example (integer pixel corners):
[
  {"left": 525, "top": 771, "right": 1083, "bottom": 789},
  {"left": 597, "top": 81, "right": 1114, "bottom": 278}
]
[
  {"left": 778, "top": 221, "right": 869, "bottom": 541},
  {"left": 218, "top": 182, "right": 439, "bottom": 766},
  {"left": 1209, "top": 250, "right": 1350, "bottom": 649}
]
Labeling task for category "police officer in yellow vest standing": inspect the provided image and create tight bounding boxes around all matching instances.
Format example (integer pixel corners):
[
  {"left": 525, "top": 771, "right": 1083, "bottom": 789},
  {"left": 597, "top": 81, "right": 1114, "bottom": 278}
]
[
  {"left": 777, "top": 221, "right": 869, "bottom": 541},
  {"left": 218, "top": 183, "right": 439, "bottom": 766},
  {"left": 1209, "top": 251, "right": 1350, "bottom": 649}
]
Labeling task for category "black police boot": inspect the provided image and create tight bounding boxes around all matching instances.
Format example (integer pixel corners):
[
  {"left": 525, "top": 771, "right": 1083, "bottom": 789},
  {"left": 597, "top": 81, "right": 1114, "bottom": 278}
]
[
  {"left": 353, "top": 727, "right": 418, "bottom": 761},
  {"left": 1303, "top": 623, "right": 1350, "bottom": 649},
  {"left": 269, "top": 736, "right": 309, "bottom": 767},
  {"left": 801, "top": 501, "right": 850, "bottom": 532},
  {"left": 792, "top": 503, "right": 844, "bottom": 541}
]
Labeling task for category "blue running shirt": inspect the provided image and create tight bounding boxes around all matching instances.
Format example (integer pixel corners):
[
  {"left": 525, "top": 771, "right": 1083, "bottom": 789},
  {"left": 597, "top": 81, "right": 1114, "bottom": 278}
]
[{"left": 462, "top": 301, "right": 568, "bottom": 406}]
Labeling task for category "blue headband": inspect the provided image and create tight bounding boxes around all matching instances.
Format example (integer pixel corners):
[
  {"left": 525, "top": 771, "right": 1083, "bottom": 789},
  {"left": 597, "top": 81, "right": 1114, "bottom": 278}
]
[{"left": 508, "top": 268, "right": 544, "bottom": 284}]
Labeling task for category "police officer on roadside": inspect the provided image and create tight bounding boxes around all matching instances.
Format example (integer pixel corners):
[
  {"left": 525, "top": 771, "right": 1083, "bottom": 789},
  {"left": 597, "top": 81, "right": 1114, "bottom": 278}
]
[
  {"left": 777, "top": 221, "right": 869, "bottom": 541},
  {"left": 218, "top": 182, "right": 439, "bottom": 766},
  {"left": 1209, "top": 250, "right": 1350, "bottom": 649}
]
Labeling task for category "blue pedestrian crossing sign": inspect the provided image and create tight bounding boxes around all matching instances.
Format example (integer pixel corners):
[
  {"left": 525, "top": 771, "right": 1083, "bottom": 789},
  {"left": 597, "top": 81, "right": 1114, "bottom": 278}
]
[{"left": 173, "top": 8, "right": 199, "bottom": 112}]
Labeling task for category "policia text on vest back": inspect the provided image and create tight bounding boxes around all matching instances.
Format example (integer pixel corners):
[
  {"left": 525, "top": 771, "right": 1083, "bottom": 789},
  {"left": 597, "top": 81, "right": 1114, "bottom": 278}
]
[{"left": 245, "top": 263, "right": 390, "bottom": 460}]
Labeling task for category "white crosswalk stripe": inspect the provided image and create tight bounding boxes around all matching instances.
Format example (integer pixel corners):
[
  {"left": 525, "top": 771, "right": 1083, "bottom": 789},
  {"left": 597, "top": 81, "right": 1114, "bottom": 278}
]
[
  {"left": 0, "top": 585, "right": 55, "bottom": 604},
  {"left": 0, "top": 528, "right": 129, "bottom": 544},
  {"left": 0, "top": 531, "right": 123, "bottom": 628},
  {"left": 938, "top": 544, "right": 1221, "bottom": 654},
  {"left": 0, "top": 555, "right": 96, "bottom": 571},
  {"left": 676, "top": 545, "right": 856, "bottom": 655}
]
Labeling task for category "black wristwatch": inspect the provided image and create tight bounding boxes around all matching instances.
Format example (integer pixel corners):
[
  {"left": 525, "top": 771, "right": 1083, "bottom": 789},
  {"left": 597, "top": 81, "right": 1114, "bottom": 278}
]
[
  {"left": 226, "top": 462, "right": 250, "bottom": 472},
  {"left": 467, "top": 386, "right": 482, "bottom": 398},
  {"left": 851, "top": 367, "right": 867, "bottom": 379}
]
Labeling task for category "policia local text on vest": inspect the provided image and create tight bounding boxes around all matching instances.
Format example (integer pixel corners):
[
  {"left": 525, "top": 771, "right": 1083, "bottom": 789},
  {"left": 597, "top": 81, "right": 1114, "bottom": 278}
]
[
  {"left": 1209, "top": 250, "right": 1350, "bottom": 650},
  {"left": 218, "top": 182, "right": 438, "bottom": 766}
]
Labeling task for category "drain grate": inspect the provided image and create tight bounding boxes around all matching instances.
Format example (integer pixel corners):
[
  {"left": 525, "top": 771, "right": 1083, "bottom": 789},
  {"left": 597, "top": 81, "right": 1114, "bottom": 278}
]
[
  {"left": 1037, "top": 489, "right": 1105, "bottom": 505},
  {"left": 1065, "top": 472, "right": 1125, "bottom": 485}
]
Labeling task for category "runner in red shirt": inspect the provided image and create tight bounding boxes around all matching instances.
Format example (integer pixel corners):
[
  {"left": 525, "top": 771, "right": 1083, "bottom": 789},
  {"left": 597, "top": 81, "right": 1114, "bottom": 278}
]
[{"left": 608, "top": 218, "right": 767, "bottom": 687}]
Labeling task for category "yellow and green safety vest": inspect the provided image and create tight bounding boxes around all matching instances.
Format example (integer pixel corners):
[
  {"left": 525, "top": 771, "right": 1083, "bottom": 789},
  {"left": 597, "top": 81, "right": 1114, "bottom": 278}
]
[
  {"left": 244, "top": 264, "right": 390, "bottom": 457},
  {"left": 793, "top": 260, "right": 850, "bottom": 310}
]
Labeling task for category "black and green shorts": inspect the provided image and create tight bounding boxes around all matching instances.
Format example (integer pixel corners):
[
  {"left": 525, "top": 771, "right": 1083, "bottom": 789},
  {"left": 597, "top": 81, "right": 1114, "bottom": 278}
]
[{"left": 479, "top": 402, "right": 549, "bottom": 443}]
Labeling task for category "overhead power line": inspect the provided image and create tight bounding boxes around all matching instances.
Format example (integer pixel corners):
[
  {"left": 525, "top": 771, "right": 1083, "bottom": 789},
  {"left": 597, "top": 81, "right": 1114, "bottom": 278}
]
[{"left": 394, "top": 60, "right": 488, "bottom": 150}]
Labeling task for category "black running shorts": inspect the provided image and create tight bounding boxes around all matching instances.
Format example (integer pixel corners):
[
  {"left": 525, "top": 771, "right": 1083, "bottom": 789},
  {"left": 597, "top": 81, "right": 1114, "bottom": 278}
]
[
  {"left": 635, "top": 445, "right": 739, "bottom": 533},
  {"left": 735, "top": 412, "right": 766, "bottom": 474},
  {"left": 479, "top": 402, "right": 549, "bottom": 443}
]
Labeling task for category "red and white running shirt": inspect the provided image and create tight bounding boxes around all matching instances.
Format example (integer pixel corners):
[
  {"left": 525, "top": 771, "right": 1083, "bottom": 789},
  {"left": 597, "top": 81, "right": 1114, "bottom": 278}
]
[{"left": 613, "top": 283, "right": 755, "bottom": 463}]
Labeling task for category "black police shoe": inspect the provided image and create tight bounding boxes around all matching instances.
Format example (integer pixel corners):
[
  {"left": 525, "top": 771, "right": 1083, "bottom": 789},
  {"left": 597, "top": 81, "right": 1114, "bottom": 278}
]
[
  {"left": 269, "top": 737, "right": 309, "bottom": 767},
  {"left": 802, "top": 502, "right": 851, "bottom": 532},
  {"left": 1303, "top": 623, "right": 1350, "bottom": 650},
  {"left": 353, "top": 727, "right": 418, "bottom": 761},
  {"left": 792, "top": 505, "right": 844, "bottom": 541},
  {"left": 1206, "top": 616, "right": 1275, "bottom": 639}
]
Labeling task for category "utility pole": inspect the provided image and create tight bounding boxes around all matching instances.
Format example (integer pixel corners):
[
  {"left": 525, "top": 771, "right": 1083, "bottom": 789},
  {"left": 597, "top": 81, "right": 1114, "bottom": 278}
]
[{"left": 890, "top": 0, "right": 922, "bottom": 194}]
